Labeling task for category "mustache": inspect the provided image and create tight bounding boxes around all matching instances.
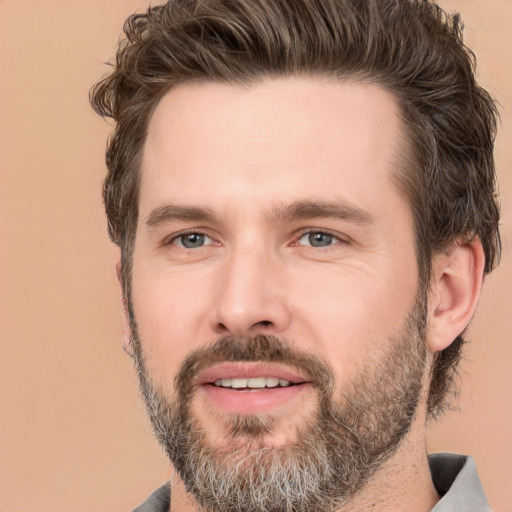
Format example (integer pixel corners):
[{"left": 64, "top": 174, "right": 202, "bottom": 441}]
[{"left": 174, "top": 334, "right": 334, "bottom": 399}]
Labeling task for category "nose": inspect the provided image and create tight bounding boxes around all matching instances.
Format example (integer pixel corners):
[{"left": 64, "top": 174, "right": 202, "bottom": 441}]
[{"left": 209, "top": 246, "right": 292, "bottom": 337}]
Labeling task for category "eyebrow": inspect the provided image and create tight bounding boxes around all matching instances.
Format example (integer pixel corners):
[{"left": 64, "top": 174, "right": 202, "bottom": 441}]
[
  {"left": 270, "top": 200, "right": 375, "bottom": 225},
  {"left": 145, "top": 205, "right": 216, "bottom": 228},
  {"left": 145, "top": 200, "right": 374, "bottom": 229}
]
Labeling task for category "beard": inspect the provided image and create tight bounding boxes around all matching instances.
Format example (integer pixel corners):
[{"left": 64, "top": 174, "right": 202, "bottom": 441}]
[{"left": 129, "top": 294, "right": 429, "bottom": 512}]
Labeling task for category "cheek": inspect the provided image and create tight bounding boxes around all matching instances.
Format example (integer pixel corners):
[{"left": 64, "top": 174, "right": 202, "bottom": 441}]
[
  {"left": 289, "top": 262, "right": 418, "bottom": 381},
  {"left": 130, "top": 266, "right": 213, "bottom": 390}
]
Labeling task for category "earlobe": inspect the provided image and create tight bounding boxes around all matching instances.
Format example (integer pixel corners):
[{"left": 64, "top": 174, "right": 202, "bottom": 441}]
[
  {"left": 428, "top": 239, "right": 485, "bottom": 353},
  {"left": 116, "top": 261, "right": 135, "bottom": 357}
]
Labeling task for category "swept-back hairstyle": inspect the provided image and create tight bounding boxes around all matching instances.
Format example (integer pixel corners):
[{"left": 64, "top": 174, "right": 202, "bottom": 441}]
[{"left": 90, "top": 0, "right": 500, "bottom": 417}]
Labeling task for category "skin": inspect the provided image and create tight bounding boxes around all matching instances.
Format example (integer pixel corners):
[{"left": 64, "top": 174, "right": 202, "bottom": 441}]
[{"left": 126, "top": 77, "right": 485, "bottom": 511}]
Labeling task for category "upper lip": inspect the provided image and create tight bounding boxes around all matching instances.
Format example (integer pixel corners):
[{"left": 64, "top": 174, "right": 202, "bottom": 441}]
[{"left": 195, "top": 362, "right": 309, "bottom": 386}]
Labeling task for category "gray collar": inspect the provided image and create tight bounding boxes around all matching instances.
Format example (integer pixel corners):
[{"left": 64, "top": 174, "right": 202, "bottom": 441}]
[{"left": 430, "top": 453, "right": 492, "bottom": 512}]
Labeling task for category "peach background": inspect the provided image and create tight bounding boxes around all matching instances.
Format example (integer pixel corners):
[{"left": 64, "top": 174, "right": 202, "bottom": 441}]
[{"left": 0, "top": 1, "right": 510, "bottom": 511}]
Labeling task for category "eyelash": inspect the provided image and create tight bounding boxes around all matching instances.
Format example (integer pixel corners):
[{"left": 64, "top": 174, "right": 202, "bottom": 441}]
[
  {"left": 164, "top": 229, "right": 216, "bottom": 248},
  {"left": 294, "top": 229, "right": 346, "bottom": 248},
  {"left": 164, "top": 228, "right": 348, "bottom": 250}
]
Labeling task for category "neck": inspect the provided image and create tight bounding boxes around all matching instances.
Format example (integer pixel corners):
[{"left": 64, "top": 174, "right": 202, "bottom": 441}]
[{"left": 334, "top": 426, "right": 439, "bottom": 512}]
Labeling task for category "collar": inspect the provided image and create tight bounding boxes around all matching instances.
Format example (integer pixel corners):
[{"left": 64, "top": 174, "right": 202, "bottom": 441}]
[{"left": 429, "top": 453, "right": 492, "bottom": 512}]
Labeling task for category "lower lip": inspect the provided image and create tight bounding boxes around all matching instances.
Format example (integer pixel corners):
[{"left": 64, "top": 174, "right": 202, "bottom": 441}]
[{"left": 200, "top": 383, "right": 313, "bottom": 415}]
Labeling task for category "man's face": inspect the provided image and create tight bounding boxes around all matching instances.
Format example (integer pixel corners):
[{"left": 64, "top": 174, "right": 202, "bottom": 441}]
[{"left": 129, "top": 78, "right": 428, "bottom": 510}]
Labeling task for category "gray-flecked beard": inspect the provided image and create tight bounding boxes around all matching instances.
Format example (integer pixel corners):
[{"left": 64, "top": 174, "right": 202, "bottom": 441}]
[{"left": 129, "top": 296, "right": 428, "bottom": 512}]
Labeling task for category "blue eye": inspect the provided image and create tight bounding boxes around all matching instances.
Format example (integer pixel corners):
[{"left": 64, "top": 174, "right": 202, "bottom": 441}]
[
  {"left": 173, "top": 233, "right": 210, "bottom": 248},
  {"left": 298, "top": 232, "right": 337, "bottom": 247}
]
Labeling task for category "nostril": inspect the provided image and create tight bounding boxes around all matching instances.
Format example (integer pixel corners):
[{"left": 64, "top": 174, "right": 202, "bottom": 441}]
[
  {"left": 255, "top": 320, "right": 272, "bottom": 327},
  {"left": 217, "top": 322, "right": 229, "bottom": 332}
]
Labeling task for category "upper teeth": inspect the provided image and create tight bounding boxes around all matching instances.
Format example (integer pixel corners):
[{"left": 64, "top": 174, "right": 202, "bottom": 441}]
[{"left": 214, "top": 377, "right": 291, "bottom": 388}]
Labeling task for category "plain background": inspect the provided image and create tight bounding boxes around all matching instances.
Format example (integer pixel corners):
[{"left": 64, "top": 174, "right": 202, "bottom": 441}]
[{"left": 0, "top": 1, "right": 511, "bottom": 511}]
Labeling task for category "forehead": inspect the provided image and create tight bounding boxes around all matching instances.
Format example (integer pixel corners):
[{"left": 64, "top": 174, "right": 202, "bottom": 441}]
[{"left": 140, "top": 77, "right": 409, "bottom": 222}]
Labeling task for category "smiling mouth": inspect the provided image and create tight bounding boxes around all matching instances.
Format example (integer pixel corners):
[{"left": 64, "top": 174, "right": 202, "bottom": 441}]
[
  {"left": 196, "top": 363, "right": 312, "bottom": 414},
  {"left": 212, "top": 377, "right": 294, "bottom": 390}
]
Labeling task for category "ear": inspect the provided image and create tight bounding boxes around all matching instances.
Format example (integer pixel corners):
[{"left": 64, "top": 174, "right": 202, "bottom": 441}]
[
  {"left": 427, "top": 238, "right": 485, "bottom": 353},
  {"left": 116, "top": 260, "right": 134, "bottom": 357}
]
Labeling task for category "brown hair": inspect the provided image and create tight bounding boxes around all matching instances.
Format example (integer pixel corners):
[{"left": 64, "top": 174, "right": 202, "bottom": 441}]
[{"left": 90, "top": 0, "right": 500, "bottom": 417}]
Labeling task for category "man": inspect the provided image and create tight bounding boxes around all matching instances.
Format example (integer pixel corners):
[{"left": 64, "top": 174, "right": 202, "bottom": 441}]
[{"left": 90, "top": 0, "right": 501, "bottom": 511}]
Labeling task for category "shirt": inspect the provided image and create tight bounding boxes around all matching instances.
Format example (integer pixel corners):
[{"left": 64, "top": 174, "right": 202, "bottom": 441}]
[{"left": 132, "top": 453, "right": 492, "bottom": 512}]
